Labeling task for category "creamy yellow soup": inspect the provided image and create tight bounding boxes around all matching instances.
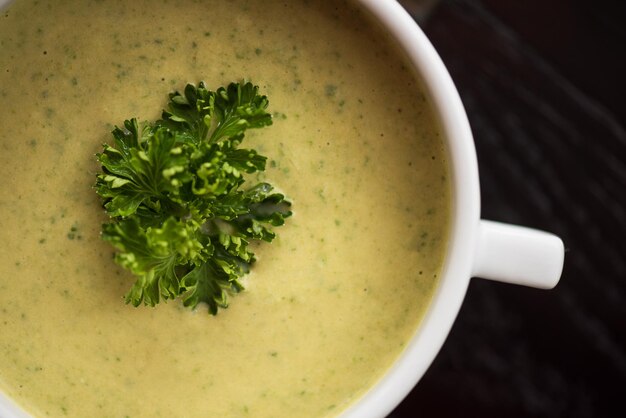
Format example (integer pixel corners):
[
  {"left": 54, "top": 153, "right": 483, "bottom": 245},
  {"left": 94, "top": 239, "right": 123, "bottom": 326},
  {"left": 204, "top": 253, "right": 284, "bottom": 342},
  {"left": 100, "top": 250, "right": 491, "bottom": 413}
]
[{"left": 0, "top": 0, "right": 449, "bottom": 417}]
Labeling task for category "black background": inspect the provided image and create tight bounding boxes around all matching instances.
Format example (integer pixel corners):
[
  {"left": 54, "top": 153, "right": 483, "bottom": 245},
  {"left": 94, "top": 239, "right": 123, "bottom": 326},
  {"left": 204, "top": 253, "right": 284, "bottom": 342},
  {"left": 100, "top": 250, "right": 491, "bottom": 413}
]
[{"left": 390, "top": 0, "right": 626, "bottom": 417}]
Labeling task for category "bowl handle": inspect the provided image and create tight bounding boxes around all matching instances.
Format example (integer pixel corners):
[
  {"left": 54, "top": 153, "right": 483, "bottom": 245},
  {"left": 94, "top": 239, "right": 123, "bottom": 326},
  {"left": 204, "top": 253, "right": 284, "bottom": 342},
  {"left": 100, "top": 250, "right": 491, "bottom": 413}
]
[{"left": 471, "top": 220, "right": 565, "bottom": 289}]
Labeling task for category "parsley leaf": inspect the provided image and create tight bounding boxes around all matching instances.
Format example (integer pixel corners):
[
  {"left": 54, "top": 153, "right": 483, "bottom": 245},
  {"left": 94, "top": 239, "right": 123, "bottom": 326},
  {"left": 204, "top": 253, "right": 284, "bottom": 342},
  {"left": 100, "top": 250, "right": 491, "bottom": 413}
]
[{"left": 96, "top": 81, "right": 291, "bottom": 314}]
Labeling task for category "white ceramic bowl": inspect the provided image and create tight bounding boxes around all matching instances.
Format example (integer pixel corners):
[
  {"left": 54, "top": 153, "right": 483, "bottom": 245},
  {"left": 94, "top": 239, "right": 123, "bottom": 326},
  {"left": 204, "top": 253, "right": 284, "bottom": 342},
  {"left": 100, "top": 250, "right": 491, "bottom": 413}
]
[{"left": 0, "top": 0, "right": 564, "bottom": 417}]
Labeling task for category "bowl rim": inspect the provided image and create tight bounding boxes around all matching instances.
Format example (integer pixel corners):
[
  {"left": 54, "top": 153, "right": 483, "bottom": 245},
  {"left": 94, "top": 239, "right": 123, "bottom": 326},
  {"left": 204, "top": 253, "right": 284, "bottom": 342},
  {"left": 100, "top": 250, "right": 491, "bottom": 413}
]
[{"left": 339, "top": 1, "right": 481, "bottom": 417}]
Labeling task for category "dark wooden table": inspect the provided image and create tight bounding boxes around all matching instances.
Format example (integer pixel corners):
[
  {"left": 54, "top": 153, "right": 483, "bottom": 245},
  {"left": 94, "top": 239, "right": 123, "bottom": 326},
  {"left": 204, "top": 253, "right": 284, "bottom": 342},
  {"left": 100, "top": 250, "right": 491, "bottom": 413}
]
[{"left": 391, "top": 1, "right": 626, "bottom": 417}]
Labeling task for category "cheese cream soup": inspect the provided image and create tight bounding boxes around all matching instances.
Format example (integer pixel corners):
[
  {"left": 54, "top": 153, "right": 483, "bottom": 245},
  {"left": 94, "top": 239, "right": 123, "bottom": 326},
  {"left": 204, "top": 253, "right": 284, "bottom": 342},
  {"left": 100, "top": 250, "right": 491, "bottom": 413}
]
[{"left": 0, "top": 0, "right": 450, "bottom": 416}]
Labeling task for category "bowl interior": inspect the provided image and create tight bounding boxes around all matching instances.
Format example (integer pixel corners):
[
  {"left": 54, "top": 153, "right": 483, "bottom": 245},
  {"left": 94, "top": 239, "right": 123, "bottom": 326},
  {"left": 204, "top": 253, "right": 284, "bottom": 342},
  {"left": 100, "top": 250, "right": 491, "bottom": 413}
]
[{"left": 0, "top": 0, "right": 480, "bottom": 417}]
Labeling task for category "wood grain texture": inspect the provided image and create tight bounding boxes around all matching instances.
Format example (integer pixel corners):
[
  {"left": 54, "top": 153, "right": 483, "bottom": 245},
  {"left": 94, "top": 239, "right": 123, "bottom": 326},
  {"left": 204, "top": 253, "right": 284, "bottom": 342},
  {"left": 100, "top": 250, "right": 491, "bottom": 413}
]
[{"left": 392, "top": 0, "right": 626, "bottom": 417}]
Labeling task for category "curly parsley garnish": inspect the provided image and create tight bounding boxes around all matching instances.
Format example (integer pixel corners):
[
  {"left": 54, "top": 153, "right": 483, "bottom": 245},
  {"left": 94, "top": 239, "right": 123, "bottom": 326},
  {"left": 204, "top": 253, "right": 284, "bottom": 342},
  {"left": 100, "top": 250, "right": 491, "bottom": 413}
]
[{"left": 96, "top": 81, "right": 292, "bottom": 314}]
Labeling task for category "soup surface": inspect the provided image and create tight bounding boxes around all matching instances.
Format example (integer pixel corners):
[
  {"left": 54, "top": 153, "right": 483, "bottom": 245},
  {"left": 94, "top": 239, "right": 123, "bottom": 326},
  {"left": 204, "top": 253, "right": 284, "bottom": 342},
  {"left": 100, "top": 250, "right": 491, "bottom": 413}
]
[{"left": 0, "top": 0, "right": 449, "bottom": 417}]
